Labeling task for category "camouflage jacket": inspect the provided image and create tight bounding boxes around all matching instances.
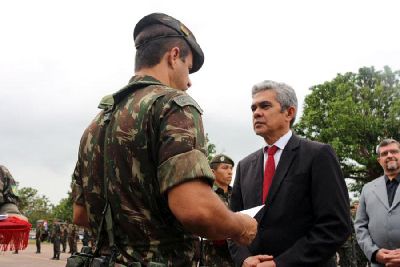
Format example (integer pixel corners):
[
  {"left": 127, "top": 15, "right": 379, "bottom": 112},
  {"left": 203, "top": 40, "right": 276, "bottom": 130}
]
[
  {"left": 0, "top": 165, "right": 20, "bottom": 214},
  {"left": 36, "top": 225, "right": 44, "bottom": 239},
  {"left": 213, "top": 184, "right": 232, "bottom": 207},
  {"left": 202, "top": 184, "right": 234, "bottom": 267},
  {"left": 72, "top": 75, "right": 214, "bottom": 266}
]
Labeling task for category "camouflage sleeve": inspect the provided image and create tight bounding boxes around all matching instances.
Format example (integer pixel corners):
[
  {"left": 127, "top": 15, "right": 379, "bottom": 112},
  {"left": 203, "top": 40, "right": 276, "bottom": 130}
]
[
  {"left": 156, "top": 93, "right": 214, "bottom": 193},
  {"left": 71, "top": 157, "right": 85, "bottom": 206},
  {"left": 0, "top": 165, "right": 21, "bottom": 214}
]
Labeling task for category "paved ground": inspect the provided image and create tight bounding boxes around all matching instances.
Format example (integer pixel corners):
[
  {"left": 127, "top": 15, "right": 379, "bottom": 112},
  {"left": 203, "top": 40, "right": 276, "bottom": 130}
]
[{"left": 0, "top": 241, "right": 82, "bottom": 267}]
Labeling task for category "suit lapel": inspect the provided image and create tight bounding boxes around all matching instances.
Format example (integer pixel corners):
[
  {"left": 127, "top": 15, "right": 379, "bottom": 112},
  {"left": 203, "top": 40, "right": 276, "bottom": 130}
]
[
  {"left": 372, "top": 177, "right": 389, "bottom": 210},
  {"left": 265, "top": 135, "right": 300, "bottom": 205}
]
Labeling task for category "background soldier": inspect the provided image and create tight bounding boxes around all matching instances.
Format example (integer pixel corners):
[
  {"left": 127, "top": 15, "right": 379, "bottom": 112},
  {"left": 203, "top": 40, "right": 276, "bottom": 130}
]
[
  {"left": 0, "top": 165, "right": 29, "bottom": 252},
  {"left": 68, "top": 223, "right": 77, "bottom": 254},
  {"left": 350, "top": 200, "right": 370, "bottom": 267},
  {"left": 35, "top": 222, "right": 44, "bottom": 253},
  {"left": 82, "top": 228, "right": 89, "bottom": 247},
  {"left": 202, "top": 154, "right": 235, "bottom": 267},
  {"left": 337, "top": 200, "right": 358, "bottom": 267},
  {"left": 51, "top": 220, "right": 61, "bottom": 260},
  {"left": 61, "top": 223, "right": 68, "bottom": 253},
  {"left": 0, "top": 165, "right": 26, "bottom": 220}
]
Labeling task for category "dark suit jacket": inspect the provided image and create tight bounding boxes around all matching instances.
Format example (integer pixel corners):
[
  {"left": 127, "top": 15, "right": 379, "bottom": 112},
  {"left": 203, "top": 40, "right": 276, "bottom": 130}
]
[{"left": 229, "top": 134, "right": 351, "bottom": 267}]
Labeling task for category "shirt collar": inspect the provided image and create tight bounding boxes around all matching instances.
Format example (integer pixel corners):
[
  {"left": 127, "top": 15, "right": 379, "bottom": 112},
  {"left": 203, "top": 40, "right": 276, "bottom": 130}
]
[
  {"left": 263, "top": 130, "right": 292, "bottom": 151},
  {"left": 385, "top": 173, "right": 400, "bottom": 184}
]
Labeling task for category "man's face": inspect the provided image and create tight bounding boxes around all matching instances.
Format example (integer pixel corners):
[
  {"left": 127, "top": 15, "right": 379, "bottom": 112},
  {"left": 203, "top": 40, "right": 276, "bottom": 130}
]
[
  {"left": 213, "top": 163, "right": 233, "bottom": 187},
  {"left": 251, "top": 90, "right": 292, "bottom": 140},
  {"left": 377, "top": 143, "right": 400, "bottom": 175},
  {"left": 170, "top": 51, "right": 193, "bottom": 91}
]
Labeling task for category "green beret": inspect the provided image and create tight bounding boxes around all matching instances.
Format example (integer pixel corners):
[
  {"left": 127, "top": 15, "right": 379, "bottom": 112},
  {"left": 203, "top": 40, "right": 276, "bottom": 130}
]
[
  {"left": 133, "top": 13, "right": 204, "bottom": 74},
  {"left": 210, "top": 154, "right": 234, "bottom": 167}
]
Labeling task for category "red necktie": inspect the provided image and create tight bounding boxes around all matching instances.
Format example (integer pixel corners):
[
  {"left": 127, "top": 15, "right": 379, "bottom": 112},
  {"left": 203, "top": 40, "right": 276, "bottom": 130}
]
[{"left": 262, "top": 145, "right": 278, "bottom": 203}]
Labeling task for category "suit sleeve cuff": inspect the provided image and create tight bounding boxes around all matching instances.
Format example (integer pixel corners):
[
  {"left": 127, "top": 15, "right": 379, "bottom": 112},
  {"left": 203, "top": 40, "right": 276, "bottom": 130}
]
[{"left": 371, "top": 249, "right": 379, "bottom": 263}]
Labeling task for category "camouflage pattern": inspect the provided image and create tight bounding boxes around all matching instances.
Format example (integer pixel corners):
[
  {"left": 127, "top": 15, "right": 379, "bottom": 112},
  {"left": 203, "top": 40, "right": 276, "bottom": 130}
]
[
  {"left": 0, "top": 165, "right": 20, "bottom": 214},
  {"left": 35, "top": 223, "right": 44, "bottom": 253},
  {"left": 68, "top": 223, "right": 78, "bottom": 254},
  {"left": 82, "top": 228, "right": 90, "bottom": 246},
  {"left": 61, "top": 224, "right": 68, "bottom": 252},
  {"left": 202, "top": 184, "right": 234, "bottom": 267},
  {"left": 337, "top": 214, "right": 369, "bottom": 267},
  {"left": 51, "top": 222, "right": 62, "bottom": 259},
  {"left": 71, "top": 75, "right": 214, "bottom": 266}
]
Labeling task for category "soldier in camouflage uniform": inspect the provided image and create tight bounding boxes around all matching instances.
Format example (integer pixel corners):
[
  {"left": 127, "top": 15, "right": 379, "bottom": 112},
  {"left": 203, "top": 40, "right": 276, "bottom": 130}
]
[
  {"left": 67, "top": 223, "right": 78, "bottom": 254},
  {"left": 71, "top": 13, "right": 257, "bottom": 267},
  {"left": 51, "top": 220, "right": 61, "bottom": 260},
  {"left": 0, "top": 165, "right": 27, "bottom": 220},
  {"left": 202, "top": 154, "right": 235, "bottom": 267},
  {"left": 337, "top": 200, "right": 370, "bottom": 267},
  {"left": 61, "top": 223, "right": 68, "bottom": 253},
  {"left": 35, "top": 222, "right": 44, "bottom": 253},
  {"left": 351, "top": 201, "right": 369, "bottom": 267}
]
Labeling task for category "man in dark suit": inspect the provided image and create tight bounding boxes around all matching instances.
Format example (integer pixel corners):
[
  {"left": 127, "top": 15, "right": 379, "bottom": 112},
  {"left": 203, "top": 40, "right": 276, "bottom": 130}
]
[{"left": 229, "top": 80, "right": 351, "bottom": 267}]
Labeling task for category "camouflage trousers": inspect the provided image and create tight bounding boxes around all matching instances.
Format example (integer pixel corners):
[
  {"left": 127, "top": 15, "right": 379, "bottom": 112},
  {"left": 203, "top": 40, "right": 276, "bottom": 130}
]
[{"left": 201, "top": 240, "right": 234, "bottom": 267}]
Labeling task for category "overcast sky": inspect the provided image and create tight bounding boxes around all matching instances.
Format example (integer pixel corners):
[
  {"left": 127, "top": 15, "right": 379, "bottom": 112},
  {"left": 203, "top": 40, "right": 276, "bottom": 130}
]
[{"left": 1, "top": 0, "right": 400, "bottom": 204}]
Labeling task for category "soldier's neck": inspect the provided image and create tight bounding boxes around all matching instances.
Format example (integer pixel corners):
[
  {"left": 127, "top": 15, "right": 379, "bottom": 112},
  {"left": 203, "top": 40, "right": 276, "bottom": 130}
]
[{"left": 135, "top": 65, "right": 169, "bottom": 87}]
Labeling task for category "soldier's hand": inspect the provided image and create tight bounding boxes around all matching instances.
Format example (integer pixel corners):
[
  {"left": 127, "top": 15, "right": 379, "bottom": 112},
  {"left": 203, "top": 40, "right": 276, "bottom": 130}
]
[
  {"left": 242, "top": 255, "right": 273, "bottom": 267},
  {"left": 234, "top": 213, "right": 258, "bottom": 246}
]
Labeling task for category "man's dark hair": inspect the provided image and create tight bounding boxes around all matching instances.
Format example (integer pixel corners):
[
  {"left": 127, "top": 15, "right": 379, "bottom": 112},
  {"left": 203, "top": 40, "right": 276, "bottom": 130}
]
[
  {"left": 135, "top": 24, "right": 191, "bottom": 71},
  {"left": 210, "top": 162, "right": 220, "bottom": 171}
]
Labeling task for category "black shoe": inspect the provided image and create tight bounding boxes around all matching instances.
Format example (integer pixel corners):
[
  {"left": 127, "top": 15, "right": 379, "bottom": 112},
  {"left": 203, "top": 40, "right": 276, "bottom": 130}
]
[{"left": 35, "top": 251, "right": 40, "bottom": 254}]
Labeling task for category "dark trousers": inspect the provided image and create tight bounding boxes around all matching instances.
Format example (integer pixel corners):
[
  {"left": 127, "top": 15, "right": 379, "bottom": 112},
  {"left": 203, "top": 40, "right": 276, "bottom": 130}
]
[
  {"left": 53, "top": 237, "right": 61, "bottom": 259},
  {"left": 36, "top": 238, "right": 41, "bottom": 252}
]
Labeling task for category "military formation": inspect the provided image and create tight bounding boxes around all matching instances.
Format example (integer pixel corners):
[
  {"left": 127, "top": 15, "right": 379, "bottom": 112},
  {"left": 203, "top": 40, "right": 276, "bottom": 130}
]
[{"left": 32, "top": 219, "right": 86, "bottom": 260}]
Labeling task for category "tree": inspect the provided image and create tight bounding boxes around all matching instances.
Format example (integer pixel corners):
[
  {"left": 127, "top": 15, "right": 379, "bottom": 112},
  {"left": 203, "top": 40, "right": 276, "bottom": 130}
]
[
  {"left": 18, "top": 187, "right": 53, "bottom": 225},
  {"left": 206, "top": 133, "right": 217, "bottom": 162},
  {"left": 295, "top": 66, "right": 400, "bottom": 192},
  {"left": 51, "top": 191, "right": 73, "bottom": 222}
]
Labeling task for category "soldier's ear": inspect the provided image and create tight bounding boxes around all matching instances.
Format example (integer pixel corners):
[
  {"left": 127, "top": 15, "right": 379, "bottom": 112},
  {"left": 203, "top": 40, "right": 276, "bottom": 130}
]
[{"left": 167, "top": 47, "right": 180, "bottom": 68}]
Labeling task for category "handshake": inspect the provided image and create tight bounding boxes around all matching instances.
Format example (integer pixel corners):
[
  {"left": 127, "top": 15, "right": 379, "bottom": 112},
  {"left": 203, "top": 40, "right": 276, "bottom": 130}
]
[{"left": 230, "top": 212, "right": 258, "bottom": 246}]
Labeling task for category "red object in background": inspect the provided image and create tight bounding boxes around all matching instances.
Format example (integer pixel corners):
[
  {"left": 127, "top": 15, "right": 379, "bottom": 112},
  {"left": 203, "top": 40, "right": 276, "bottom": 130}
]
[{"left": 0, "top": 216, "right": 31, "bottom": 251}]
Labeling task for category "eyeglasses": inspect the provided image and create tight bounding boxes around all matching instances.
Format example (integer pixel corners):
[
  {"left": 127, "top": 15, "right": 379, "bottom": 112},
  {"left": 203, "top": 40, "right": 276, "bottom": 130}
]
[{"left": 379, "top": 149, "right": 400, "bottom": 157}]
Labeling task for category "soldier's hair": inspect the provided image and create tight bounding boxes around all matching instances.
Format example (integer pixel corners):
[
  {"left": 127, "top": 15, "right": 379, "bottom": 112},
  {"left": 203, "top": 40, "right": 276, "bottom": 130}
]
[
  {"left": 251, "top": 80, "right": 298, "bottom": 127},
  {"left": 135, "top": 24, "right": 191, "bottom": 71},
  {"left": 376, "top": 138, "right": 400, "bottom": 155},
  {"left": 210, "top": 162, "right": 220, "bottom": 170}
]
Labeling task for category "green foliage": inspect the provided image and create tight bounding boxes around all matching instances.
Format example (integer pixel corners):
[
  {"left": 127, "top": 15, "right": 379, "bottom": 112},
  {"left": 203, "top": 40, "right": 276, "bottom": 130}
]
[
  {"left": 18, "top": 187, "right": 53, "bottom": 225},
  {"left": 206, "top": 133, "right": 217, "bottom": 162},
  {"left": 295, "top": 66, "right": 400, "bottom": 193},
  {"left": 51, "top": 191, "right": 73, "bottom": 223}
]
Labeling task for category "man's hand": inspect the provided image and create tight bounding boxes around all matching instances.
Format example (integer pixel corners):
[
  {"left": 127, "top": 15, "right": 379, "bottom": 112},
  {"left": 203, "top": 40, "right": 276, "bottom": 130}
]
[
  {"left": 234, "top": 213, "right": 258, "bottom": 246},
  {"left": 377, "top": 249, "right": 396, "bottom": 264},
  {"left": 242, "top": 255, "right": 273, "bottom": 267},
  {"left": 383, "top": 249, "right": 400, "bottom": 266},
  {"left": 256, "top": 261, "right": 276, "bottom": 267}
]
